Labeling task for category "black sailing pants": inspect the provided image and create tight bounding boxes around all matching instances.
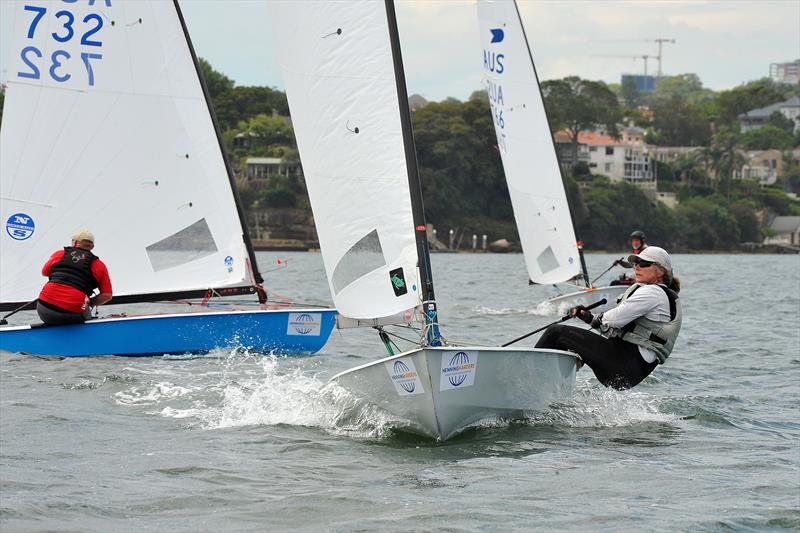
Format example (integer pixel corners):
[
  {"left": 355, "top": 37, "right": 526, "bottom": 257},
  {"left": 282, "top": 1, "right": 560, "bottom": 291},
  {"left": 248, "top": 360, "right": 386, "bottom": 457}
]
[{"left": 535, "top": 324, "right": 658, "bottom": 390}]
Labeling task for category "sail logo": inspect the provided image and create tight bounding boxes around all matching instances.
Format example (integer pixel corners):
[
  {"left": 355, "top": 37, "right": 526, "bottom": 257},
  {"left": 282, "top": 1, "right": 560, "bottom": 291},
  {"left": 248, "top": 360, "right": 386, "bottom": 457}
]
[
  {"left": 5, "top": 213, "right": 35, "bottom": 241},
  {"left": 286, "top": 312, "right": 322, "bottom": 336},
  {"left": 389, "top": 267, "right": 408, "bottom": 297},
  {"left": 385, "top": 357, "right": 424, "bottom": 396},
  {"left": 490, "top": 28, "right": 504, "bottom": 43},
  {"left": 224, "top": 255, "right": 234, "bottom": 272},
  {"left": 440, "top": 350, "right": 478, "bottom": 391}
]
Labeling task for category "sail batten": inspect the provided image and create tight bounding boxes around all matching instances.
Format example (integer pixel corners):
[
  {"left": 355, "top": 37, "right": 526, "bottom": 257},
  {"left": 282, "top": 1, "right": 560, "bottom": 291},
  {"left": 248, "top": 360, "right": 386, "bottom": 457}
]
[{"left": 0, "top": 0, "right": 255, "bottom": 305}]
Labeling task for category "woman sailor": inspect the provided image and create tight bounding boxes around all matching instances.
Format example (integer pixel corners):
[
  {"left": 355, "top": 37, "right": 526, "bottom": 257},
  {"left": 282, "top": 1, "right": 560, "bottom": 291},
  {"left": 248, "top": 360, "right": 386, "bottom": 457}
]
[{"left": 535, "top": 246, "right": 682, "bottom": 390}]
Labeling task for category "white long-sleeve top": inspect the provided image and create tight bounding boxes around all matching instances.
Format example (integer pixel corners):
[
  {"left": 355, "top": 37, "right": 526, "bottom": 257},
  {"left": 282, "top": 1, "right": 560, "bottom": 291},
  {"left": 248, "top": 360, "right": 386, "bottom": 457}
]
[{"left": 601, "top": 284, "right": 671, "bottom": 363}]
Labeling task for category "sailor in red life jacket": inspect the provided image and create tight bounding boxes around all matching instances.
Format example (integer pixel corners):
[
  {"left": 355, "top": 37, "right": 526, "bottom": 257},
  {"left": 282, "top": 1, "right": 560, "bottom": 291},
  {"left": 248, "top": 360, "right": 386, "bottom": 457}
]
[{"left": 36, "top": 230, "right": 113, "bottom": 325}]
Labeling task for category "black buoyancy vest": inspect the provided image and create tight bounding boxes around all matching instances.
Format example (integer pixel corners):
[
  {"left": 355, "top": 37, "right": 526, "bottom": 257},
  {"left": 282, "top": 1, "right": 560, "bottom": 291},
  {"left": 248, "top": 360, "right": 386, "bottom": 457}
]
[{"left": 49, "top": 247, "right": 100, "bottom": 295}]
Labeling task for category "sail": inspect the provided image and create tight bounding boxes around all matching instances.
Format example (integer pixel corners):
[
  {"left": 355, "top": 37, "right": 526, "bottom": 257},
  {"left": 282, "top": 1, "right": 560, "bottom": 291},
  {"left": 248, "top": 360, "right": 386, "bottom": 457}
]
[
  {"left": 0, "top": 0, "right": 255, "bottom": 305},
  {"left": 269, "top": 1, "right": 421, "bottom": 320},
  {"left": 477, "top": 0, "right": 581, "bottom": 285}
]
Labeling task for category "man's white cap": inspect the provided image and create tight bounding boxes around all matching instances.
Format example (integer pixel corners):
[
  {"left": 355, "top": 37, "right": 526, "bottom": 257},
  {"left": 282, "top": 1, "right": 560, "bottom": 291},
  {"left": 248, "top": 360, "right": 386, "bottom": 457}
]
[
  {"left": 628, "top": 246, "right": 672, "bottom": 276},
  {"left": 71, "top": 229, "right": 95, "bottom": 243}
]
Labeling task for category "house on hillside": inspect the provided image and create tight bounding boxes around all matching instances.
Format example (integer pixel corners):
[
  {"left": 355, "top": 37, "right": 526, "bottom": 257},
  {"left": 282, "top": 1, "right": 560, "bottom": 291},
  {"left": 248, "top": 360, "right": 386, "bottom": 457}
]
[
  {"left": 554, "top": 126, "right": 654, "bottom": 182},
  {"left": 738, "top": 96, "right": 800, "bottom": 133},
  {"left": 243, "top": 157, "right": 302, "bottom": 185},
  {"left": 764, "top": 216, "right": 800, "bottom": 246},
  {"left": 733, "top": 150, "right": 783, "bottom": 186}
]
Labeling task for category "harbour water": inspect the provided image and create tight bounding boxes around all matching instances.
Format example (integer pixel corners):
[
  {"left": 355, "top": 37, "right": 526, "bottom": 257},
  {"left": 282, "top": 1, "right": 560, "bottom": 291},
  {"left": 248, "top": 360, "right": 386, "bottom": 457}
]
[{"left": 1, "top": 252, "right": 798, "bottom": 531}]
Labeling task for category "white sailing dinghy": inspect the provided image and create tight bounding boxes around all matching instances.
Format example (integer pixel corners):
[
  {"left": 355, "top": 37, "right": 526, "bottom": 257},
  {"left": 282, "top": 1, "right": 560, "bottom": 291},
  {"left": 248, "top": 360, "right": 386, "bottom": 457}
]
[
  {"left": 0, "top": 0, "right": 335, "bottom": 357},
  {"left": 477, "top": 0, "right": 627, "bottom": 316},
  {"left": 270, "top": 0, "right": 578, "bottom": 441}
]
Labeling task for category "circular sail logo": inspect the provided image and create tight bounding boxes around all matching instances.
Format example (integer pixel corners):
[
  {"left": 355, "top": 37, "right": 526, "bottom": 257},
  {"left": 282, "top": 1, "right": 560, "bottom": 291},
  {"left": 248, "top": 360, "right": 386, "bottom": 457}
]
[
  {"left": 293, "top": 313, "right": 314, "bottom": 334},
  {"left": 224, "top": 255, "right": 234, "bottom": 272},
  {"left": 5, "top": 213, "right": 35, "bottom": 241},
  {"left": 448, "top": 351, "right": 471, "bottom": 387}
]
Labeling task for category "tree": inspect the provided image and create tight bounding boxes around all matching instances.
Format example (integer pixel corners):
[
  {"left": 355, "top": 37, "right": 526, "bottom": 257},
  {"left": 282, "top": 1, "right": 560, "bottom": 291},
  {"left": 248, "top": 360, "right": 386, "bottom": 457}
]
[
  {"left": 674, "top": 197, "right": 741, "bottom": 249},
  {"left": 715, "top": 78, "right": 791, "bottom": 126},
  {"left": 620, "top": 76, "right": 641, "bottom": 108},
  {"left": 766, "top": 111, "right": 796, "bottom": 134},
  {"left": 541, "top": 76, "right": 623, "bottom": 165},
  {"left": 649, "top": 74, "right": 714, "bottom": 106},
  {"left": 214, "top": 86, "right": 290, "bottom": 130},
  {"left": 198, "top": 57, "right": 234, "bottom": 100},
  {"left": 741, "top": 124, "right": 794, "bottom": 150},
  {"left": 411, "top": 97, "right": 517, "bottom": 240},
  {"left": 649, "top": 96, "right": 712, "bottom": 146}
]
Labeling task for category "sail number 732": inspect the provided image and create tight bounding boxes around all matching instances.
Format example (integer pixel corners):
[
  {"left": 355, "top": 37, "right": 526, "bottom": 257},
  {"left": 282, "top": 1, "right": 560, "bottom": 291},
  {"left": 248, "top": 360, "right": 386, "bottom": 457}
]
[{"left": 17, "top": 4, "right": 107, "bottom": 87}]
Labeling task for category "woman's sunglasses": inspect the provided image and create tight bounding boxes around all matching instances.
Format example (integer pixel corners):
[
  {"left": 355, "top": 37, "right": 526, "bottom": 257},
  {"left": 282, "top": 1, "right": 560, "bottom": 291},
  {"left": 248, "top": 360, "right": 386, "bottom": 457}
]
[{"left": 634, "top": 260, "right": 655, "bottom": 268}]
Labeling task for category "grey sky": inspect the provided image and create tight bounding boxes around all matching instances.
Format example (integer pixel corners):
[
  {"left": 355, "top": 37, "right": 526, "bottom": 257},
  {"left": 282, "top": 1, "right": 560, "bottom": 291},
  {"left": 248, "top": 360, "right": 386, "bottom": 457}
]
[
  {"left": 179, "top": 0, "right": 799, "bottom": 101},
  {"left": 1, "top": 0, "right": 799, "bottom": 101}
]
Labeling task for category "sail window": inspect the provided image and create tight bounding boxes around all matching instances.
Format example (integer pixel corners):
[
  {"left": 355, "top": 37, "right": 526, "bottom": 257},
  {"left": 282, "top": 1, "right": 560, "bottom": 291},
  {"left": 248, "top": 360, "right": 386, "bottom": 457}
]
[
  {"left": 332, "top": 229, "right": 385, "bottom": 294},
  {"left": 146, "top": 219, "right": 218, "bottom": 272},
  {"left": 537, "top": 246, "right": 560, "bottom": 274}
]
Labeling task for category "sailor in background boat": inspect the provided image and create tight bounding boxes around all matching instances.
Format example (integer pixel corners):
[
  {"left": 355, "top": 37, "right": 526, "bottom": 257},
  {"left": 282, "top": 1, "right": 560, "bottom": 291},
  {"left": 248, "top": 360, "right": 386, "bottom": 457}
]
[
  {"left": 36, "top": 230, "right": 113, "bottom": 325},
  {"left": 610, "top": 230, "right": 649, "bottom": 286},
  {"left": 535, "top": 246, "right": 682, "bottom": 390}
]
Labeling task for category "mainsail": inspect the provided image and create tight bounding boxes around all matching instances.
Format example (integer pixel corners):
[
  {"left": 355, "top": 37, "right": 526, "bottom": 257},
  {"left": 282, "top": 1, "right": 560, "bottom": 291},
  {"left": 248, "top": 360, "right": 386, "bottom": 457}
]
[
  {"left": 270, "top": 1, "right": 424, "bottom": 320},
  {"left": 477, "top": 0, "right": 582, "bottom": 285},
  {"left": 0, "top": 0, "right": 259, "bottom": 307}
]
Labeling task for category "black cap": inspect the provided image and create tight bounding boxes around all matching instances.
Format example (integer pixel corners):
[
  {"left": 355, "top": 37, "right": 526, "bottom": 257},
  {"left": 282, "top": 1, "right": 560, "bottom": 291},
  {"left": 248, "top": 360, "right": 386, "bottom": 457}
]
[{"left": 630, "top": 230, "right": 646, "bottom": 241}]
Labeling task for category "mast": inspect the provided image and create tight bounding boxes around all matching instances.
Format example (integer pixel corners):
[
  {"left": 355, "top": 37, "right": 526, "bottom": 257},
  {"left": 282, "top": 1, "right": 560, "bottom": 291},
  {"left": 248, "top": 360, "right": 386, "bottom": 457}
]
[
  {"left": 512, "top": 1, "right": 592, "bottom": 288},
  {"left": 384, "top": 0, "right": 441, "bottom": 345},
  {"left": 172, "top": 0, "right": 267, "bottom": 301}
]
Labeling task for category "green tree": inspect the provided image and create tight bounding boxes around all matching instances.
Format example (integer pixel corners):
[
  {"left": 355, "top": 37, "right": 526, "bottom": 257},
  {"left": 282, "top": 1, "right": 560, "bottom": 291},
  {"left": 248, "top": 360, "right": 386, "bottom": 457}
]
[
  {"left": 648, "top": 74, "right": 714, "bottom": 106},
  {"left": 620, "top": 76, "right": 641, "bottom": 108},
  {"left": 766, "top": 110, "right": 796, "bottom": 134},
  {"left": 674, "top": 197, "right": 741, "bottom": 249},
  {"left": 650, "top": 96, "right": 712, "bottom": 146},
  {"left": 541, "top": 76, "right": 623, "bottom": 165},
  {"left": 198, "top": 57, "right": 234, "bottom": 100},
  {"left": 412, "top": 97, "right": 517, "bottom": 240},
  {"left": 715, "top": 78, "right": 791, "bottom": 126},
  {"left": 214, "top": 86, "right": 290, "bottom": 130},
  {"left": 741, "top": 124, "right": 794, "bottom": 150}
]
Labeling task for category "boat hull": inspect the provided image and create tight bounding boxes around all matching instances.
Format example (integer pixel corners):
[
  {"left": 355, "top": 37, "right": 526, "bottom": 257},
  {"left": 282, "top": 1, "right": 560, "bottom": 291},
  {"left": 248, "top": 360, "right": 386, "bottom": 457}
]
[
  {"left": 540, "top": 285, "right": 628, "bottom": 315},
  {"left": 331, "top": 346, "right": 578, "bottom": 441},
  {"left": 0, "top": 309, "right": 337, "bottom": 357}
]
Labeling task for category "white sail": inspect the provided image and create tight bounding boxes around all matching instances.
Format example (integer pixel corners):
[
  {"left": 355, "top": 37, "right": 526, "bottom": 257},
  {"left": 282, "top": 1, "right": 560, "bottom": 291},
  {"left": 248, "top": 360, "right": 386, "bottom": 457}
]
[
  {"left": 0, "top": 0, "right": 252, "bottom": 304},
  {"left": 269, "top": 1, "right": 421, "bottom": 320},
  {"left": 477, "top": 0, "right": 581, "bottom": 285}
]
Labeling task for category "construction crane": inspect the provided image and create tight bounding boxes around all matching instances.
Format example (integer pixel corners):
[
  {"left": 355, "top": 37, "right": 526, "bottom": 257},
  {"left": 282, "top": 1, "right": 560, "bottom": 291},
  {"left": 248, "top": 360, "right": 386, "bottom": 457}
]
[
  {"left": 591, "top": 54, "right": 652, "bottom": 76},
  {"left": 651, "top": 38, "right": 676, "bottom": 76},
  {"left": 591, "top": 37, "right": 676, "bottom": 76}
]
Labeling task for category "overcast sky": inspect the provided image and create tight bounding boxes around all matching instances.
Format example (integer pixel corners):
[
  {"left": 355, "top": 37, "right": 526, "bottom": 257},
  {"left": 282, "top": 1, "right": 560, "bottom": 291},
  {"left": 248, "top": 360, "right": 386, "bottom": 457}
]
[
  {"left": 180, "top": 0, "right": 799, "bottom": 101},
  {"left": 2, "top": 0, "right": 799, "bottom": 101}
]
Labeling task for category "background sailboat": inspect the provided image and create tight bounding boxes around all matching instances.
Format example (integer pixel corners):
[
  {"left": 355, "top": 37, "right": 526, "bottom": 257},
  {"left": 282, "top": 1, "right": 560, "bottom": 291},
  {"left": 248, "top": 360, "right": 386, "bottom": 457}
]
[
  {"left": 270, "top": 0, "right": 578, "bottom": 441},
  {"left": 477, "top": 0, "right": 628, "bottom": 315},
  {"left": 0, "top": 0, "right": 335, "bottom": 357}
]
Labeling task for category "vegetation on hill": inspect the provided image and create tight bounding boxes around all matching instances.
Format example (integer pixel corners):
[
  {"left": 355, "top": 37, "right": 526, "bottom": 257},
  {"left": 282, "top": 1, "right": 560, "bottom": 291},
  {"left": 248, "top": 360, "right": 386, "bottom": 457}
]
[{"left": 196, "top": 58, "right": 798, "bottom": 251}]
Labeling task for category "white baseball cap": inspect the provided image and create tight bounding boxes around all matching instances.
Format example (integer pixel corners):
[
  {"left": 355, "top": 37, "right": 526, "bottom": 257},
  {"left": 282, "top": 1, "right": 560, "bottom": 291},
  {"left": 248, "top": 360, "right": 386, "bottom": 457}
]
[
  {"left": 71, "top": 229, "right": 95, "bottom": 243},
  {"left": 628, "top": 246, "right": 672, "bottom": 277}
]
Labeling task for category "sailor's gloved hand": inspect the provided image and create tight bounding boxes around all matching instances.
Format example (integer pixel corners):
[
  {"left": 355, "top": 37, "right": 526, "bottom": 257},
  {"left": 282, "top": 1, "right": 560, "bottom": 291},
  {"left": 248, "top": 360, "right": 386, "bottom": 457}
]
[
  {"left": 590, "top": 313, "right": 604, "bottom": 329},
  {"left": 570, "top": 305, "right": 594, "bottom": 324},
  {"left": 616, "top": 257, "right": 633, "bottom": 268}
]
